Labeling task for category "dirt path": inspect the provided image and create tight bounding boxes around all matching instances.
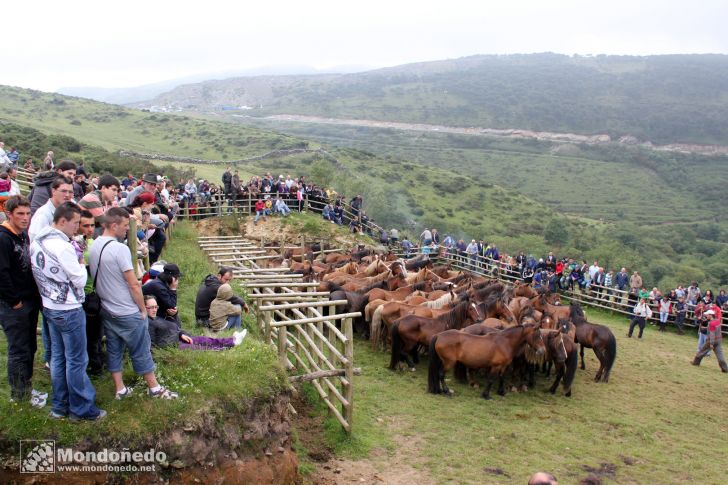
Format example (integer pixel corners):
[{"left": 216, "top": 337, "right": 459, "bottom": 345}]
[{"left": 265, "top": 114, "right": 728, "bottom": 157}]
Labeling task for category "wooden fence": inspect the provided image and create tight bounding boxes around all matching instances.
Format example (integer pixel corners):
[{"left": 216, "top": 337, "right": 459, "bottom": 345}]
[
  {"left": 392, "top": 244, "right": 728, "bottom": 335},
  {"left": 197, "top": 235, "right": 359, "bottom": 433}
]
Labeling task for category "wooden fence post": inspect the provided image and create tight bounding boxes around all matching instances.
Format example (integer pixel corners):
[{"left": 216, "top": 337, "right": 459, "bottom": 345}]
[
  {"left": 343, "top": 317, "right": 354, "bottom": 433},
  {"left": 127, "top": 218, "right": 139, "bottom": 278},
  {"left": 319, "top": 239, "right": 326, "bottom": 262},
  {"left": 278, "top": 324, "right": 288, "bottom": 368},
  {"left": 300, "top": 235, "right": 306, "bottom": 261}
]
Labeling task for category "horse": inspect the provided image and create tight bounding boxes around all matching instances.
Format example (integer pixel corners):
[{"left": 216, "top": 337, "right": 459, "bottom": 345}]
[
  {"left": 329, "top": 281, "right": 388, "bottom": 337},
  {"left": 531, "top": 292, "right": 569, "bottom": 322},
  {"left": 427, "top": 324, "right": 546, "bottom": 399},
  {"left": 404, "top": 255, "right": 433, "bottom": 271},
  {"left": 508, "top": 297, "right": 537, "bottom": 323},
  {"left": 322, "top": 262, "right": 359, "bottom": 281},
  {"left": 544, "top": 320, "right": 579, "bottom": 396},
  {"left": 513, "top": 281, "right": 539, "bottom": 298},
  {"left": 569, "top": 303, "right": 617, "bottom": 383},
  {"left": 389, "top": 300, "right": 482, "bottom": 371},
  {"left": 364, "top": 281, "right": 432, "bottom": 314}
]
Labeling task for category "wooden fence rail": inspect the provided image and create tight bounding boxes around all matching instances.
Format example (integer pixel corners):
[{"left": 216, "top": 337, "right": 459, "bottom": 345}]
[{"left": 196, "top": 235, "right": 357, "bottom": 433}]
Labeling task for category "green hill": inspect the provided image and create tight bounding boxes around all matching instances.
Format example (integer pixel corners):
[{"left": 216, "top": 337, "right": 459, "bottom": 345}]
[
  {"left": 1, "top": 85, "right": 726, "bottom": 289},
  {"left": 145, "top": 53, "right": 728, "bottom": 146}
]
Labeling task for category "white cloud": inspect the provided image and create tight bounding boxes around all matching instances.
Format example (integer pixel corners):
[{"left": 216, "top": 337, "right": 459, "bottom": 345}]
[{"left": 2, "top": 0, "right": 726, "bottom": 91}]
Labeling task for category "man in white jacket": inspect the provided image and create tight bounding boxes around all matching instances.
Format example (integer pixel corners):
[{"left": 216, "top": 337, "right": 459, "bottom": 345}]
[
  {"left": 628, "top": 298, "right": 653, "bottom": 339},
  {"left": 30, "top": 202, "right": 106, "bottom": 422}
]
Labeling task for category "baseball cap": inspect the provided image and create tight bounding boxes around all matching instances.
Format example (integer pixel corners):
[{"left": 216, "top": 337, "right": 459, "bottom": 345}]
[{"left": 163, "top": 263, "right": 183, "bottom": 277}]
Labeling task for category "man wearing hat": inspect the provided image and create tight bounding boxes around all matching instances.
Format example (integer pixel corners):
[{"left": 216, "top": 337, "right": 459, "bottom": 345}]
[
  {"left": 692, "top": 308, "right": 728, "bottom": 372},
  {"left": 125, "top": 174, "right": 168, "bottom": 263},
  {"left": 142, "top": 263, "right": 182, "bottom": 323}
]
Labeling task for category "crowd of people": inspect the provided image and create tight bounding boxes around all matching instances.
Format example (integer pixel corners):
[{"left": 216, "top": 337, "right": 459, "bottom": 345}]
[{"left": 0, "top": 148, "right": 256, "bottom": 420}]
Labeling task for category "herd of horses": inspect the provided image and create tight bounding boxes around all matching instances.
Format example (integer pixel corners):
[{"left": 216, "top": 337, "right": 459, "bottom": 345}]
[{"left": 268, "top": 245, "right": 618, "bottom": 400}]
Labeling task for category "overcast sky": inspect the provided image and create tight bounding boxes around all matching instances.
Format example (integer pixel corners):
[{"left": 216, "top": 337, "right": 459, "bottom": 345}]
[{"left": 3, "top": 0, "right": 727, "bottom": 92}]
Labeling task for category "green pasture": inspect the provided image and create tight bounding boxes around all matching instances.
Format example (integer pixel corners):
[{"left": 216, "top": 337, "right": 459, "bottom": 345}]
[{"left": 309, "top": 308, "right": 728, "bottom": 484}]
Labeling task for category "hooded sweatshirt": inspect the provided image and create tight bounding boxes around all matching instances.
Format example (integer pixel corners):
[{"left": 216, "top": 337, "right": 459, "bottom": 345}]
[
  {"left": 28, "top": 171, "right": 58, "bottom": 214},
  {"left": 195, "top": 274, "right": 245, "bottom": 320},
  {"left": 209, "top": 283, "right": 242, "bottom": 331},
  {"left": 0, "top": 222, "right": 39, "bottom": 307},
  {"left": 30, "top": 226, "right": 87, "bottom": 310}
]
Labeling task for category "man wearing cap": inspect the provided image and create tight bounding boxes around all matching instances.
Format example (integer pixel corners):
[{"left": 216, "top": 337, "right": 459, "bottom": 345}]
[
  {"left": 692, "top": 308, "right": 728, "bottom": 372},
  {"left": 142, "top": 263, "right": 182, "bottom": 323}
]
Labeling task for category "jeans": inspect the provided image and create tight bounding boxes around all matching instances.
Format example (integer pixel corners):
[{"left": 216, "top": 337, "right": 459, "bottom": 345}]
[
  {"left": 148, "top": 228, "right": 166, "bottom": 264},
  {"left": 0, "top": 299, "right": 39, "bottom": 400},
  {"left": 102, "top": 310, "right": 156, "bottom": 375},
  {"left": 41, "top": 313, "right": 51, "bottom": 364},
  {"left": 628, "top": 316, "right": 646, "bottom": 338},
  {"left": 693, "top": 339, "right": 727, "bottom": 371},
  {"left": 675, "top": 313, "right": 685, "bottom": 331},
  {"left": 44, "top": 307, "right": 102, "bottom": 419},
  {"left": 698, "top": 332, "right": 710, "bottom": 356},
  {"left": 254, "top": 210, "right": 266, "bottom": 223},
  {"left": 225, "top": 314, "right": 242, "bottom": 330},
  {"left": 86, "top": 311, "right": 105, "bottom": 375}
]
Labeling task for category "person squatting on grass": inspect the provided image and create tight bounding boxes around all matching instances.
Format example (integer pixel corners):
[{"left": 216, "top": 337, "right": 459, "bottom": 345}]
[
  {"left": 209, "top": 283, "right": 245, "bottom": 332},
  {"left": 0, "top": 196, "right": 45, "bottom": 407},
  {"left": 194, "top": 267, "right": 249, "bottom": 328},
  {"left": 30, "top": 202, "right": 107, "bottom": 421},
  {"left": 145, "top": 295, "right": 246, "bottom": 350},
  {"left": 89, "top": 207, "right": 178, "bottom": 400}
]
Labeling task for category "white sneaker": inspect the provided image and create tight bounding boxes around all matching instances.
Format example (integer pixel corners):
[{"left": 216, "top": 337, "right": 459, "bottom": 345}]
[
  {"left": 233, "top": 329, "right": 247, "bottom": 346},
  {"left": 32, "top": 389, "right": 49, "bottom": 400},
  {"left": 30, "top": 395, "right": 47, "bottom": 409}
]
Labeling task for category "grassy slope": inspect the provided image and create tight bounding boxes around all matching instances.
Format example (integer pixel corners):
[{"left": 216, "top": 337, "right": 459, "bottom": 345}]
[
  {"left": 317, "top": 309, "right": 727, "bottom": 484},
  {"left": 149, "top": 54, "right": 728, "bottom": 145},
  {"left": 0, "top": 221, "right": 285, "bottom": 447},
  {"left": 0, "top": 85, "right": 310, "bottom": 159}
]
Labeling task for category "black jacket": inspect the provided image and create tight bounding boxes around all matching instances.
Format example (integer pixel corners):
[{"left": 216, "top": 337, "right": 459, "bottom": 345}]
[
  {"left": 148, "top": 316, "right": 189, "bottom": 348},
  {"left": 0, "top": 224, "right": 39, "bottom": 307},
  {"left": 142, "top": 278, "right": 177, "bottom": 318},
  {"left": 28, "top": 171, "right": 57, "bottom": 214},
  {"left": 195, "top": 274, "right": 245, "bottom": 320}
]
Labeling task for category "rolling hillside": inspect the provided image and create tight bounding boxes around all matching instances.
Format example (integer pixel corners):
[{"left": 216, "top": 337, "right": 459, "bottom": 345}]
[
  {"left": 1, "top": 85, "right": 726, "bottom": 289},
  {"left": 142, "top": 53, "right": 728, "bottom": 146}
]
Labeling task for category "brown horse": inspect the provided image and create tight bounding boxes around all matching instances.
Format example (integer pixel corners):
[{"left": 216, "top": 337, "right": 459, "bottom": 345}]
[
  {"left": 427, "top": 324, "right": 545, "bottom": 399},
  {"left": 544, "top": 320, "right": 579, "bottom": 396},
  {"left": 513, "top": 281, "right": 539, "bottom": 298},
  {"left": 569, "top": 303, "right": 617, "bottom": 383},
  {"left": 389, "top": 300, "right": 482, "bottom": 371},
  {"left": 531, "top": 293, "right": 569, "bottom": 322}
]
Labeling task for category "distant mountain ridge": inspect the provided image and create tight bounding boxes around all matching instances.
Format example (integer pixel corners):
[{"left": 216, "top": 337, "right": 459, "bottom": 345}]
[
  {"left": 58, "top": 64, "right": 372, "bottom": 105},
  {"left": 139, "top": 53, "right": 728, "bottom": 146}
]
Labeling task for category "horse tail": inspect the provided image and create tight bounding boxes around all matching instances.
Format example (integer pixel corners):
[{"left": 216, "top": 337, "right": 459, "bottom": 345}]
[
  {"left": 603, "top": 330, "right": 617, "bottom": 378},
  {"left": 454, "top": 362, "right": 468, "bottom": 384},
  {"left": 427, "top": 334, "right": 443, "bottom": 394},
  {"left": 563, "top": 345, "right": 578, "bottom": 394},
  {"left": 389, "top": 322, "right": 404, "bottom": 370},
  {"left": 371, "top": 305, "right": 385, "bottom": 351}
]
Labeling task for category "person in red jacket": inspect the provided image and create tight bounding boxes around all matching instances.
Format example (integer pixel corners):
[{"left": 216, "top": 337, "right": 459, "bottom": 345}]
[
  {"left": 692, "top": 308, "right": 727, "bottom": 372},
  {"left": 253, "top": 198, "right": 267, "bottom": 225}
]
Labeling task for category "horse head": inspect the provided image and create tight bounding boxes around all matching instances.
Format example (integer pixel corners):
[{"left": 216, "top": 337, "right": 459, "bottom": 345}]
[
  {"left": 524, "top": 324, "right": 547, "bottom": 356},
  {"left": 468, "top": 301, "right": 483, "bottom": 323}
]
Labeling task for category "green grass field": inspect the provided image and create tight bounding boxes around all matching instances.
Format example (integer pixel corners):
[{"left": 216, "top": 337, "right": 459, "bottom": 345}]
[{"left": 307, "top": 308, "right": 727, "bottom": 484}]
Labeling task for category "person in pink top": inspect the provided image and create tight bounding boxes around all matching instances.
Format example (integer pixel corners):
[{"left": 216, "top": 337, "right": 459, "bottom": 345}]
[{"left": 692, "top": 308, "right": 727, "bottom": 372}]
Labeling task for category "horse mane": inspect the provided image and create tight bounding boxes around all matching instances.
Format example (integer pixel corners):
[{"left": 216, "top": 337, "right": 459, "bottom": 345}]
[
  {"left": 569, "top": 303, "right": 586, "bottom": 323},
  {"left": 356, "top": 280, "right": 387, "bottom": 294},
  {"left": 423, "top": 291, "right": 455, "bottom": 309},
  {"left": 519, "top": 304, "right": 535, "bottom": 322},
  {"left": 410, "top": 281, "right": 427, "bottom": 291},
  {"left": 435, "top": 300, "right": 471, "bottom": 329},
  {"left": 324, "top": 281, "right": 344, "bottom": 292}
]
